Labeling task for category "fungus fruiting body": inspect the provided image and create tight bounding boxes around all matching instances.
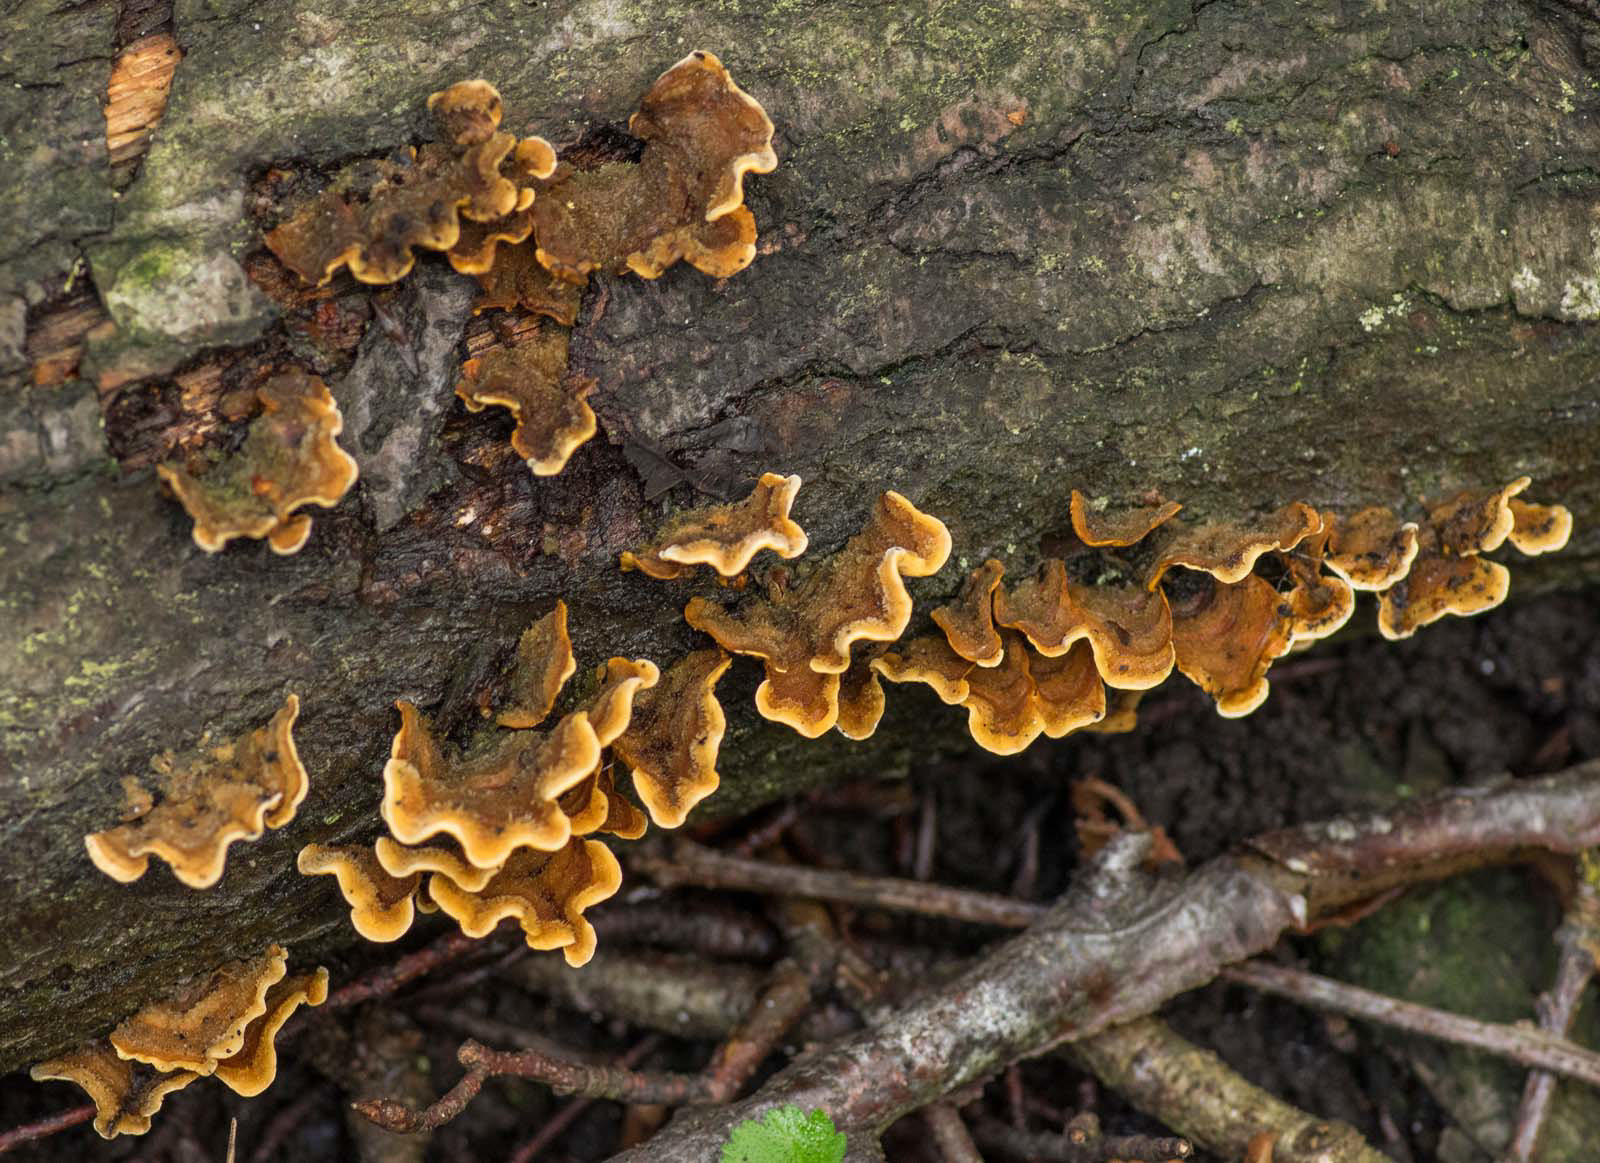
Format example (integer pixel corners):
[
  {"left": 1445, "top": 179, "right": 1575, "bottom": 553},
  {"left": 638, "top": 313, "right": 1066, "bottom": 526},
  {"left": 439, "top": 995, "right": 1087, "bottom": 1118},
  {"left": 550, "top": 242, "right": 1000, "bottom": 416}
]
[
  {"left": 85, "top": 695, "right": 306, "bottom": 888},
  {"left": 157, "top": 372, "right": 357, "bottom": 555},
  {"left": 1068, "top": 490, "right": 1183, "bottom": 547},
  {"left": 296, "top": 843, "right": 422, "bottom": 942},
  {"left": 109, "top": 945, "right": 288, "bottom": 1074},
  {"left": 30, "top": 1044, "right": 199, "bottom": 1139},
  {"left": 622, "top": 472, "right": 808, "bottom": 580},
  {"left": 994, "top": 562, "right": 1175, "bottom": 690},
  {"left": 496, "top": 602, "right": 577, "bottom": 729},
  {"left": 1144, "top": 502, "right": 1321, "bottom": 589},
  {"left": 930, "top": 558, "right": 1005, "bottom": 667},
  {"left": 211, "top": 968, "right": 329, "bottom": 1097},
  {"left": 613, "top": 648, "right": 732, "bottom": 828},
  {"left": 455, "top": 323, "right": 595, "bottom": 477}
]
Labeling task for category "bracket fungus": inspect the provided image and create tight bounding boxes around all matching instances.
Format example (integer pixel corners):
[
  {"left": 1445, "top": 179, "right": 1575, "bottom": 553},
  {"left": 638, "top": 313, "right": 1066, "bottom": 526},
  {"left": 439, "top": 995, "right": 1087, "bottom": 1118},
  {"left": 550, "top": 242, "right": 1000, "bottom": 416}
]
[
  {"left": 1144, "top": 502, "right": 1322, "bottom": 590},
  {"left": 563, "top": 765, "right": 651, "bottom": 840},
  {"left": 297, "top": 843, "right": 423, "bottom": 942},
  {"left": 382, "top": 699, "right": 602, "bottom": 869},
  {"left": 373, "top": 835, "right": 501, "bottom": 893},
  {"left": 85, "top": 694, "right": 306, "bottom": 888},
  {"left": 835, "top": 653, "right": 889, "bottom": 741},
  {"left": 1168, "top": 573, "right": 1296, "bottom": 718},
  {"left": 993, "top": 560, "right": 1175, "bottom": 691},
  {"left": 496, "top": 602, "right": 577, "bottom": 729},
  {"left": 684, "top": 491, "right": 950, "bottom": 737},
  {"left": 211, "top": 968, "right": 329, "bottom": 1097},
  {"left": 1322, "top": 507, "right": 1420, "bottom": 590},
  {"left": 1069, "top": 490, "right": 1183, "bottom": 548},
  {"left": 264, "top": 79, "right": 556, "bottom": 286},
  {"left": 621, "top": 472, "right": 809, "bottom": 580},
  {"left": 109, "top": 945, "right": 288, "bottom": 1074},
  {"left": 157, "top": 371, "right": 358, "bottom": 555},
  {"left": 1507, "top": 497, "right": 1574, "bottom": 555},
  {"left": 30, "top": 1044, "right": 198, "bottom": 1139},
  {"left": 455, "top": 323, "right": 596, "bottom": 476},
  {"left": 613, "top": 648, "right": 732, "bottom": 829},
  {"left": 529, "top": 51, "right": 776, "bottom": 284},
  {"left": 929, "top": 558, "right": 1005, "bottom": 667},
  {"left": 425, "top": 838, "right": 623, "bottom": 967}
]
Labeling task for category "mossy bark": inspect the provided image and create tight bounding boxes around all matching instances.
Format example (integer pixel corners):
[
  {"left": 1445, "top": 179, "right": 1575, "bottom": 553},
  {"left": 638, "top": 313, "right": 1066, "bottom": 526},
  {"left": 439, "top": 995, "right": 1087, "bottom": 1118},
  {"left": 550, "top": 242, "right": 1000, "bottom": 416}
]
[{"left": 2, "top": 0, "right": 1600, "bottom": 1075}]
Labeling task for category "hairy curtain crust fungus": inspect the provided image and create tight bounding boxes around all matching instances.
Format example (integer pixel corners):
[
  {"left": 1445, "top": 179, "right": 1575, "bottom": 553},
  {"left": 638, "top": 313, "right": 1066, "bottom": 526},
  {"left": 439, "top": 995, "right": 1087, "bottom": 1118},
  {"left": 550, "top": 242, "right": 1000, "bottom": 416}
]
[
  {"left": 496, "top": 602, "right": 577, "bottom": 729},
  {"left": 373, "top": 835, "right": 500, "bottom": 893},
  {"left": 264, "top": 80, "right": 556, "bottom": 286},
  {"left": 85, "top": 694, "right": 306, "bottom": 888},
  {"left": 993, "top": 560, "right": 1175, "bottom": 690},
  {"left": 562, "top": 766, "right": 650, "bottom": 840},
  {"left": 297, "top": 843, "right": 422, "bottom": 942},
  {"left": 1376, "top": 553, "right": 1511, "bottom": 641},
  {"left": 1069, "top": 490, "right": 1183, "bottom": 548},
  {"left": 581, "top": 657, "right": 661, "bottom": 746},
  {"left": 470, "top": 243, "right": 585, "bottom": 322},
  {"left": 157, "top": 371, "right": 358, "bottom": 555},
  {"left": 455, "top": 323, "right": 596, "bottom": 476},
  {"left": 1322, "top": 506, "right": 1420, "bottom": 591},
  {"left": 110, "top": 945, "right": 288, "bottom": 1074},
  {"left": 1428, "top": 475, "right": 1528, "bottom": 556},
  {"left": 426, "top": 838, "right": 623, "bottom": 967},
  {"left": 682, "top": 492, "right": 950, "bottom": 732},
  {"left": 382, "top": 700, "right": 601, "bottom": 869},
  {"left": 835, "top": 654, "right": 888, "bottom": 741},
  {"left": 930, "top": 558, "right": 1005, "bottom": 667},
  {"left": 872, "top": 635, "right": 977, "bottom": 706},
  {"left": 1507, "top": 497, "right": 1574, "bottom": 555},
  {"left": 621, "top": 472, "right": 808, "bottom": 580},
  {"left": 613, "top": 649, "right": 731, "bottom": 829},
  {"left": 211, "top": 968, "right": 329, "bottom": 1097},
  {"left": 30, "top": 1043, "right": 198, "bottom": 1139},
  {"left": 1144, "top": 502, "right": 1321, "bottom": 590},
  {"left": 1168, "top": 574, "right": 1296, "bottom": 718},
  {"left": 530, "top": 51, "right": 776, "bottom": 283}
]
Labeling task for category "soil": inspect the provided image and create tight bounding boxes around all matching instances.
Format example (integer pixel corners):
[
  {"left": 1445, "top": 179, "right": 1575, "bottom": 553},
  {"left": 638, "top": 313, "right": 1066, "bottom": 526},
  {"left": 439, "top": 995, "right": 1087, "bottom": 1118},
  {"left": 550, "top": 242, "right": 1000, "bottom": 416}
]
[{"left": 3, "top": 585, "right": 1597, "bottom": 1162}]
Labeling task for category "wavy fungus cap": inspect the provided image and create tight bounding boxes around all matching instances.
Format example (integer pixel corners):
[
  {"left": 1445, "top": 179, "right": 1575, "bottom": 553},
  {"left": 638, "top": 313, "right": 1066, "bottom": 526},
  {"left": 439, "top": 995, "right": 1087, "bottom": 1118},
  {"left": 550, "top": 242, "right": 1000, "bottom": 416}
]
[
  {"left": 994, "top": 561, "right": 1175, "bottom": 691},
  {"left": 455, "top": 324, "right": 595, "bottom": 477},
  {"left": 612, "top": 648, "right": 731, "bottom": 829},
  {"left": 930, "top": 558, "right": 1005, "bottom": 667},
  {"left": 297, "top": 843, "right": 422, "bottom": 942},
  {"left": 85, "top": 694, "right": 306, "bottom": 889},
  {"left": 496, "top": 602, "right": 577, "bottom": 729},
  {"left": 621, "top": 472, "right": 808, "bottom": 580},
  {"left": 30, "top": 1042, "right": 198, "bottom": 1139},
  {"left": 157, "top": 372, "right": 357, "bottom": 556},
  {"left": 211, "top": 968, "right": 329, "bottom": 1097},
  {"left": 1144, "top": 502, "right": 1321, "bottom": 590},
  {"left": 109, "top": 945, "right": 289, "bottom": 1074},
  {"left": 1069, "top": 490, "right": 1183, "bottom": 547}
]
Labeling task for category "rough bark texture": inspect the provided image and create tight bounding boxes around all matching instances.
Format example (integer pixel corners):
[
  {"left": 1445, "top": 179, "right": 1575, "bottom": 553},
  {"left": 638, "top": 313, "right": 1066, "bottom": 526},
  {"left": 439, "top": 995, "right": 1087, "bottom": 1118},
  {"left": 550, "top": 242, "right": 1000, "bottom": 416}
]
[{"left": 3, "top": 0, "right": 1600, "bottom": 1074}]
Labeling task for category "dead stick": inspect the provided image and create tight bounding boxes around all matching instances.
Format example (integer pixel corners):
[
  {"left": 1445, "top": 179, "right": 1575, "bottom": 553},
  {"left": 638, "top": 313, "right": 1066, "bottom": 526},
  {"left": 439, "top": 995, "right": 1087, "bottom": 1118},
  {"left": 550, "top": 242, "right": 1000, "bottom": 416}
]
[
  {"left": 631, "top": 840, "right": 1045, "bottom": 928},
  {"left": 1505, "top": 869, "right": 1600, "bottom": 1162},
  {"left": 506, "top": 1036, "right": 663, "bottom": 1163},
  {"left": 1219, "top": 960, "right": 1600, "bottom": 1087},
  {"left": 0, "top": 1105, "right": 95, "bottom": 1154},
  {"left": 600, "top": 763, "right": 1600, "bottom": 1162},
  {"left": 924, "top": 1103, "right": 985, "bottom": 1163},
  {"left": 327, "top": 931, "right": 487, "bottom": 1009},
  {"left": 972, "top": 1116, "right": 1192, "bottom": 1162}
]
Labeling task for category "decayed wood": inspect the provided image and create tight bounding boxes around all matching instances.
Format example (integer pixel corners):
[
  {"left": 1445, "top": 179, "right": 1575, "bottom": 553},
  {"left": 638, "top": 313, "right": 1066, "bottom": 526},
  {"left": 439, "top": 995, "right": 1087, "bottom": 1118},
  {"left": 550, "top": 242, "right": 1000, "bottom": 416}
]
[{"left": 2, "top": 0, "right": 1599, "bottom": 1074}]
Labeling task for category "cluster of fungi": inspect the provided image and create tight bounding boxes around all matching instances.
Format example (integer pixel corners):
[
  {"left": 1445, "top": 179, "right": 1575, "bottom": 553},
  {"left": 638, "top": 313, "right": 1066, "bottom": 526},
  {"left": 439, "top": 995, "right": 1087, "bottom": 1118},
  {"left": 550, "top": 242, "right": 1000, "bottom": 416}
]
[{"left": 43, "top": 51, "right": 1578, "bottom": 1145}]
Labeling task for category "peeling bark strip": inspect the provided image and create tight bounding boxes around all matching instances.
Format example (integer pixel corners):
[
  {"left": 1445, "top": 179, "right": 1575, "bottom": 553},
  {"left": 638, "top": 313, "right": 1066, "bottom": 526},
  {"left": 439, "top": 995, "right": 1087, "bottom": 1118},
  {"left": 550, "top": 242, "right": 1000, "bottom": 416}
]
[
  {"left": 600, "top": 765, "right": 1600, "bottom": 1160},
  {"left": 4, "top": 0, "right": 1600, "bottom": 1070}
]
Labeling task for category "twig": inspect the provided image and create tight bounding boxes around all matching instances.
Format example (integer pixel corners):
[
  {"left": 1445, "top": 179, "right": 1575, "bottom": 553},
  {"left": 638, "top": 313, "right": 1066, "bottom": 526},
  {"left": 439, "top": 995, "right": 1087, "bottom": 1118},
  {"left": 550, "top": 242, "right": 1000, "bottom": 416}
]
[
  {"left": 704, "top": 961, "right": 814, "bottom": 1101},
  {"left": 0, "top": 1104, "right": 95, "bottom": 1154},
  {"left": 602, "top": 900, "right": 780, "bottom": 961},
  {"left": 600, "top": 764, "right": 1600, "bottom": 1162},
  {"left": 973, "top": 1112, "right": 1192, "bottom": 1161},
  {"left": 1505, "top": 864, "right": 1600, "bottom": 1162},
  {"left": 506, "top": 1036, "right": 663, "bottom": 1163},
  {"left": 326, "top": 931, "right": 489, "bottom": 1009},
  {"left": 1067, "top": 1018, "right": 1385, "bottom": 1163},
  {"left": 1220, "top": 959, "right": 1600, "bottom": 1087},
  {"left": 630, "top": 839, "right": 1046, "bottom": 928},
  {"left": 925, "top": 1103, "right": 985, "bottom": 1163}
]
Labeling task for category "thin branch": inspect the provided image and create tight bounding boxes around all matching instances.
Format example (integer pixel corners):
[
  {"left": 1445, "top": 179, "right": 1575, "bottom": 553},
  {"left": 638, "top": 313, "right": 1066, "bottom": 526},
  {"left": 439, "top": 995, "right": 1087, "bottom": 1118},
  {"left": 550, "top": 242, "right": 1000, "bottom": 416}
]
[
  {"left": 1220, "top": 959, "right": 1600, "bottom": 1087},
  {"left": 506, "top": 1036, "right": 663, "bottom": 1163},
  {"left": 327, "top": 931, "right": 489, "bottom": 1009},
  {"left": 1067, "top": 1018, "right": 1388, "bottom": 1163},
  {"left": 925, "top": 1104, "right": 985, "bottom": 1163},
  {"left": 630, "top": 839, "right": 1046, "bottom": 928},
  {"left": 599, "top": 763, "right": 1600, "bottom": 1162},
  {"left": 0, "top": 1105, "right": 95, "bottom": 1154},
  {"left": 1505, "top": 866, "right": 1600, "bottom": 1162},
  {"left": 973, "top": 1113, "right": 1192, "bottom": 1162}
]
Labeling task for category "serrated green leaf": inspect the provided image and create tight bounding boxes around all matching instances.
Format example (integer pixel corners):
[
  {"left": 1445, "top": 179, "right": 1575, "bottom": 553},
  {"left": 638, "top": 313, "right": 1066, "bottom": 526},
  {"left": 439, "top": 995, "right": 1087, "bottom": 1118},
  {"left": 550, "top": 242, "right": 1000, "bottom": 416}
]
[{"left": 721, "top": 1105, "right": 847, "bottom": 1163}]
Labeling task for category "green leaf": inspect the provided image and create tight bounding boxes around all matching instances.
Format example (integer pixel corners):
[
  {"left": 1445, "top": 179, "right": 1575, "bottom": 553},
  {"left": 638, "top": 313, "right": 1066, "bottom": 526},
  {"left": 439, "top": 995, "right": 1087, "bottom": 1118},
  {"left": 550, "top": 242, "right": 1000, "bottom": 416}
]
[{"left": 721, "top": 1105, "right": 847, "bottom": 1163}]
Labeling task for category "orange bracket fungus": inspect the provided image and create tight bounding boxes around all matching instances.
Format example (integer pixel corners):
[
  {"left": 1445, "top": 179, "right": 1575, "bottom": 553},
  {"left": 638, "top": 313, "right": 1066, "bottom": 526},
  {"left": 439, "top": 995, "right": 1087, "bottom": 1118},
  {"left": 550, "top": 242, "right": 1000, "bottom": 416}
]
[
  {"left": 455, "top": 322, "right": 596, "bottom": 477},
  {"left": 1168, "top": 574, "right": 1296, "bottom": 718},
  {"left": 582, "top": 657, "right": 662, "bottom": 747},
  {"left": 684, "top": 491, "right": 950, "bottom": 737},
  {"left": 426, "top": 838, "right": 623, "bottom": 968},
  {"left": 85, "top": 694, "right": 306, "bottom": 888},
  {"left": 297, "top": 843, "right": 423, "bottom": 942},
  {"left": 562, "top": 765, "right": 651, "bottom": 840},
  {"left": 382, "top": 699, "right": 602, "bottom": 869},
  {"left": 834, "top": 653, "right": 889, "bottom": 741},
  {"left": 30, "top": 1044, "right": 199, "bottom": 1139},
  {"left": 1069, "top": 489, "right": 1183, "bottom": 547},
  {"left": 264, "top": 79, "right": 556, "bottom": 286},
  {"left": 1144, "top": 502, "right": 1322, "bottom": 590},
  {"left": 157, "top": 371, "right": 358, "bottom": 555},
  {"left": 1507, "top": 497, "right": 1574, "bottom": 555},
  {"left": 613, "top": 648, "right": 732, "bottom": 829},
  {"left": 109, "top": 945, "right": 288, "bottom": 1073},
  {"left": 993, "top": 560, "right": 1175, "bottom": 690},
  {"left": 1322, "top": 506, "right": 1420, "bottom": 590},
  {"left": 929, "top": 558, "right": 1005, "bottom": 667},
  {"left": 373, "top": 835, "right": 501, "bottom": 893},
  {"left": 621, "top": 472, "right": 809, "bottom": 580},
  {"left": 211, "top": 968, "right": 330, "bottom": 1097},
  {"left": 529, "top": 51, "right": 776, "bottom": 284},
  {"left": 496, "top": 602, "right": 577, "bottom": 729}
]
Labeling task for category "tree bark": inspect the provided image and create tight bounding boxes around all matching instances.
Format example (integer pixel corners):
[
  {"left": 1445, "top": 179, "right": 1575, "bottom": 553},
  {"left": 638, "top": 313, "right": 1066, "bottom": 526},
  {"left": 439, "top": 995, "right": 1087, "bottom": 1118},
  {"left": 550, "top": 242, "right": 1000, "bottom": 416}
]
[{"left": 2, "top": 0, "right": 1599, "bottom": 1073}]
